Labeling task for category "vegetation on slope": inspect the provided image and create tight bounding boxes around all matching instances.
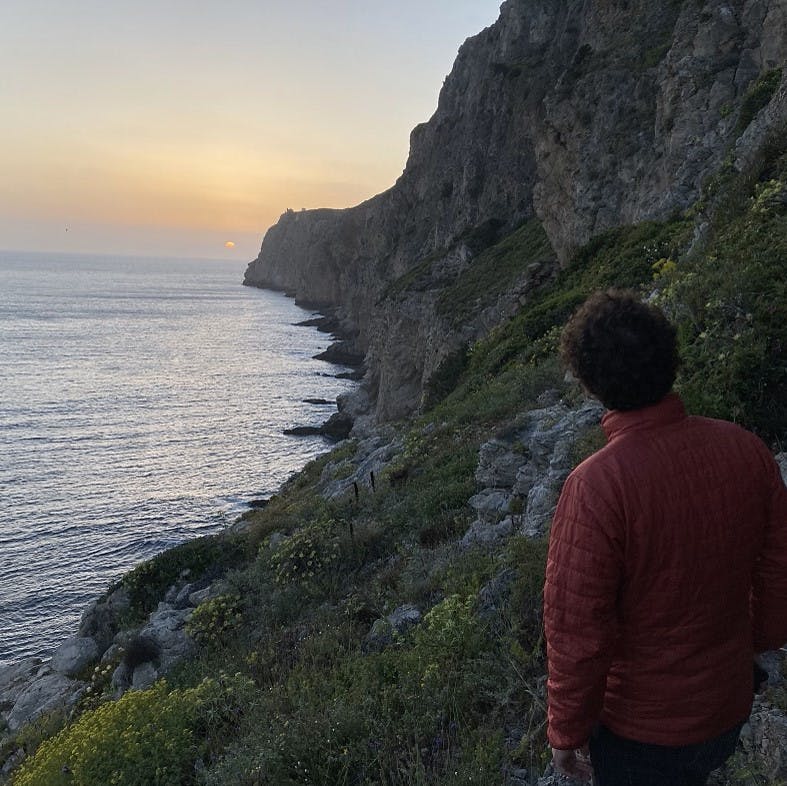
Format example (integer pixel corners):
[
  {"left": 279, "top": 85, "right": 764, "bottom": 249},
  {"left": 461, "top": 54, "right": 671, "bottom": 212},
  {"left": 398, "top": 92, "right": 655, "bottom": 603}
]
[{"left": 8, "top": 133, "right": 787, "bottom": 785}]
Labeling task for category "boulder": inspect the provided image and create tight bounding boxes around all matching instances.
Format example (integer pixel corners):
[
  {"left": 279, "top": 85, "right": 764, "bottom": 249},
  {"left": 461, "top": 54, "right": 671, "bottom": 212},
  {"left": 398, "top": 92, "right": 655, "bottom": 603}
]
[
  {"left": 462, "top": 516, "right": 515, "bottom": 546},
  {"left": 51, "top": 636, "right": 99, "bottom": 677},
  {"left": 320, "top": 432, "right": 402, "bottom": 501},
  {"left": 6, "top": 674, "right": 83, "bottom": 732},
  {"left": 321, "top": 412, "right": 353, "bottom": 441},
  {"left": 78, "top": 586, "right": 131, "bottom": 652},
  {"left": 468, "top": 489, "right": 511, "bottom": 524},
  {"left": 365, "top": 604, "right": 422, "bottom": 651},
  {"left": 131, "top": 663, "right": 158, "bottom": 691},
  {"left": 314, "top": 340, "right": 365, "bottom": 367},
  {"left": 111, "top": 662, "right": 131, "bottom": 695},
  {"left": 388, "top": 604, "right": 422, "bottom": 633},
  {"left": 283, "top": 425, "right": 323, "bottom": 436},
  {"left": 0, "top": 658, "right": 46, "bottom": 711},
  {"left": 476, "top": 440, "right": 525, "bottom": 488},
  {"left": 138, "top": 607, "right": 194, "bottom": 670},
  {"left": 469, "top": 400, "right": 603, "bottom": 538},
  {"left": 174, "top": 583, "right": 195, "bottom": 609}
]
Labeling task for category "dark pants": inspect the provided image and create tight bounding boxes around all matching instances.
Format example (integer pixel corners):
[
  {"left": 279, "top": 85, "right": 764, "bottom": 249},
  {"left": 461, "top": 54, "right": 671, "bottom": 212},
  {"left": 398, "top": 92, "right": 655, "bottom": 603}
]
[{"left": 588, "top": 721, "right": 744, "bottom": 786}]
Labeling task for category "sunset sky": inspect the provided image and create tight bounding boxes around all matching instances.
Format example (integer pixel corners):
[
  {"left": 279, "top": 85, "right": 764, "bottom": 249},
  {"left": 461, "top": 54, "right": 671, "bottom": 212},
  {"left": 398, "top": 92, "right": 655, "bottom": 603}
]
[{"left": 0, "top": 1, "right": 502, "bottom": 260}]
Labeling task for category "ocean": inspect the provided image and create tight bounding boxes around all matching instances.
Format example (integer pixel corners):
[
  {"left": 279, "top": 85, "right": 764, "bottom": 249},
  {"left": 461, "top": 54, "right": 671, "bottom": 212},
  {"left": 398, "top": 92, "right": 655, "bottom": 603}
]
[{"left": 0, "top": 251, "right": 355, "bottom": 667}]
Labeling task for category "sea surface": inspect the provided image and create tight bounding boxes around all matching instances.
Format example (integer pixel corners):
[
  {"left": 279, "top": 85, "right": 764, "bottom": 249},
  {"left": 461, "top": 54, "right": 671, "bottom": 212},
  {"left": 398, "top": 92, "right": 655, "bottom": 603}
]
[{"left": 0, "top": 251, "right": 356, "bottom": 667}]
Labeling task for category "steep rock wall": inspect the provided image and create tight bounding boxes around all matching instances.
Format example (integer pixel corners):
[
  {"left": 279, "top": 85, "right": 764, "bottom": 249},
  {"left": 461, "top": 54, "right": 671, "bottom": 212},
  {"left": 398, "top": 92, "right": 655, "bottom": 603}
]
[{"left": 244, "top": 0, "right": 786, "bottom": 423}]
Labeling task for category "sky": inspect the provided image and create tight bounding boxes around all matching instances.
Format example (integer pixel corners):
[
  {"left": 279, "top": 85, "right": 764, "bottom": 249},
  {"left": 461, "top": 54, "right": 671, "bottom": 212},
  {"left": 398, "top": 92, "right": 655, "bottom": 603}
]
[{"left": 0, "top": 1, "right": 502, "bottom": 261}]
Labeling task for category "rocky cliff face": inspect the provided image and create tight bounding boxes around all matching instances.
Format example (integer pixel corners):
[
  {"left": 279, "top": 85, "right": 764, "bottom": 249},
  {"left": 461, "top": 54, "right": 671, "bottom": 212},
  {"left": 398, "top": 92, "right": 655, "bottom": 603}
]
[{"left": 244, "top": 0, "right": 786, "bottom": 424}]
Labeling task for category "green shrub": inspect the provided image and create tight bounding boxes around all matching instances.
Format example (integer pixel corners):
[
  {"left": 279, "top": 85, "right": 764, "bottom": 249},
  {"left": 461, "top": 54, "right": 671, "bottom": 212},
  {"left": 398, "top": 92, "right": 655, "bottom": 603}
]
[
  {"left": 12, "top": 674, "right": 254, "bottom": 786},
  {"left": 268, "top": 517, "right": 340, "bottom": 589},
  {"left": 569, "top": 424, "right": 607, "bottom": 467},
  {"left": 738, "top": 68, "right": 783, "bottom": 132},
  {"left": 423, "top": 345, "right": 470, "bottom": 409},
  {"left": 118, "top": 535, "right": 249, "bottom": 623},
  {"left": 657, "top": 145, "right": 787, "bottom": 441},
  {"left": 186, "top": 594, "right": 243, "bottom": 649},
  {"left": 437, "top": 219, "right": 556, "bottom": 328}
]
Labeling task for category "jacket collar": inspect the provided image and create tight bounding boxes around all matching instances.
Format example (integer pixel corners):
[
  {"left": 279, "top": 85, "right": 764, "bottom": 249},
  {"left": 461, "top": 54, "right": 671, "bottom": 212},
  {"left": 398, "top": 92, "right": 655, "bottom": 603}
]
[{"left": 601, "top": 392, "right": 687, "bottom": 442}]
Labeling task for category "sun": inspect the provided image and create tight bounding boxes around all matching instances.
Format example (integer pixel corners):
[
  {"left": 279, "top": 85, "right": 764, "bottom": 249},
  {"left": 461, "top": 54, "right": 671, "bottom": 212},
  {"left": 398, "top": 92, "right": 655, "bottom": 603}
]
[{"left": 224, "top": 240, "right": 236, "bottom": 249}]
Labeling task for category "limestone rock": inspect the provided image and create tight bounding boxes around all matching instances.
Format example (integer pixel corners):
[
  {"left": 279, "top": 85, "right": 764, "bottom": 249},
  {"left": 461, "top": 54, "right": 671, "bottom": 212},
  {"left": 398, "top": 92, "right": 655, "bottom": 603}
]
[
  {"left": 743, "top": 697, "right": 787, "bottom": 781},
  {"left": 100, "top": 643, "right": 124, "bottom": 664},
  {"left": 111, "top": 662, "right": 132, "bottom": 695},
  {"left": 388, "top": 604, "right": 422, "bottom": 633},
  {"left": 188, "top": 582, "right": 226, "bottom": 607},
  {"left": 78, "top": 586, "right": 130, "bottom": 652},
  {"left": 174, "top": 583, "right": 195, "bottom": 609},
  {"left": 0, "top": 659, "right": 46, "bottom": 712},
  {"left": 468, "top": 489, "right": 512, "bottom": 524},
  {"left": 138, "top": 607, "right": 194, "bottom": 670},
  {"left": 476, "top": 440, "right": 525, "bottom": 488},
  {"left": 776, "top": 452, "right": 786, "bottom": 484},
  {"left": 131, "top": 663, "right": 158, "bottom": 691},
  {"left": 314, "top": 340, "right": 365, "bottom": 367},
  {"left": 320, "top": 431, "right": 402, "bottom": 501},
  {"left": 0, "top": 748, "right": 26, "bottom": 778},
  {"left": 365, "top": 604, "right": 422, "bottom": 651},
  {"left": 537, "top": 770, "right": 587, "bottom": 786},
  {"left": 6, "top": 674, "right": 83, "bottom": 732},
  {"left": 283, "top": 425, "right": 323, "bottom": 437},
  {"left": 50, "top": 636, "right": 99, "bottom": 677},
  {"left": 321, "top": 411, "right": 353, "bottom": 441},
  {"left": 469, "top": 399, "right": 603, "bottom": 539},
  {"left": 477, "top": 569, "right": 517, "bottom": 619},
  {"left": 462, "top": 516, "right": 514, "bottom": 546}
]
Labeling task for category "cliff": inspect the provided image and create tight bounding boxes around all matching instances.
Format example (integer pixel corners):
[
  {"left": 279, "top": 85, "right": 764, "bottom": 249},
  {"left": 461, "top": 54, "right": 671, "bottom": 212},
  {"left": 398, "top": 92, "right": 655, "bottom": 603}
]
[{"left": 244, "top": 0, "right": 786, "bottom": 424}]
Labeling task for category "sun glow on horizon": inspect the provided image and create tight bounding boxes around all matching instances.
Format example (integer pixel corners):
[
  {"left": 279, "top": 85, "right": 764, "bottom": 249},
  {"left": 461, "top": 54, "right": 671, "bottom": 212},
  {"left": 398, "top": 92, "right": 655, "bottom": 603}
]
[{"left": 0, "top": 0, "right": 502, "bottom": 258}]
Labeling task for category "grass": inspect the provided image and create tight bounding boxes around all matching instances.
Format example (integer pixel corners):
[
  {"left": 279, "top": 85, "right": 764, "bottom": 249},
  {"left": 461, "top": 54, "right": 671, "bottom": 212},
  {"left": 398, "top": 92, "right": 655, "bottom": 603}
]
[
  {"left": 436, "top": 218, "right": 556, "bottom": 328},
  {"left": 737, "top": 69, "right": 783, "bottom": 132}
]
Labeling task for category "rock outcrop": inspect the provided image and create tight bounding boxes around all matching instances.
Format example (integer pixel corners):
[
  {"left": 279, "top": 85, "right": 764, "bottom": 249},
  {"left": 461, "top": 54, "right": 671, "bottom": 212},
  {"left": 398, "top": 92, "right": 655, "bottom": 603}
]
[
  {"left": 0, "top": 576, "right": 224, "bottom": 749},
  {"left": 465, "top": 397, "right": 604, "bottom": 542},
  {"left": 244, "top": 0, "right": 786, "bottom": 425}
]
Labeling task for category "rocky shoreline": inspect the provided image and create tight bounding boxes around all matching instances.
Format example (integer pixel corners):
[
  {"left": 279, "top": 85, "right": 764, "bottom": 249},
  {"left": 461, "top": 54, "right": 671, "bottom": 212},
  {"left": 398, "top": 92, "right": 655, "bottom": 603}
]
[
  {"left": 0, "top": 302, "right": 366, "bottom": 778},
  {"left": 284, "top": 303, "right": 374, "bottom": 441}
]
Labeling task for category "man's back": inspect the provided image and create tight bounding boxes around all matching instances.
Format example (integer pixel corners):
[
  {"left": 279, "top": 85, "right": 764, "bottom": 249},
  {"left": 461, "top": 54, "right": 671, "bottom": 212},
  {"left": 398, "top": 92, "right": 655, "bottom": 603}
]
[
  {"left": 550, "top": 394, "right": 785, "bottom": 745},
  {"left": 545, "top": 290, "right": 787, "bottom": 784}
]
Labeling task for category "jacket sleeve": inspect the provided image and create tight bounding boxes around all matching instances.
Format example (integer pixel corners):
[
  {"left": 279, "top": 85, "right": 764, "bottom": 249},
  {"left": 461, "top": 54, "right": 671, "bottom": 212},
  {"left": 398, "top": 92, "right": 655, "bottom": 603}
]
[
  {"left": 751, "top": 454, "right": 787, "bottom": 653},
  {"left": 544, "top": 471, "right": 624, "bottom": 750}
]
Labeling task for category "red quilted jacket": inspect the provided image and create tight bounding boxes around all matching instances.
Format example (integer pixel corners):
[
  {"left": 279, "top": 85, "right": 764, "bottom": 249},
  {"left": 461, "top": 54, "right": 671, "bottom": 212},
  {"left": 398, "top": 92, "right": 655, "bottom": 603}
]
[{"left": 544, "top": 394, "right": 787, "bottom": 749}]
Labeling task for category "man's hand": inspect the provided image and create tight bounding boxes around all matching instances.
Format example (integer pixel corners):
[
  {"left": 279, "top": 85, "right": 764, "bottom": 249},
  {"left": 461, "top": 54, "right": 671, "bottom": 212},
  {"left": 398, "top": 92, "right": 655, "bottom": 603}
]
[{"left": 552, "top": 745, "right": 594, "bottom": 782}]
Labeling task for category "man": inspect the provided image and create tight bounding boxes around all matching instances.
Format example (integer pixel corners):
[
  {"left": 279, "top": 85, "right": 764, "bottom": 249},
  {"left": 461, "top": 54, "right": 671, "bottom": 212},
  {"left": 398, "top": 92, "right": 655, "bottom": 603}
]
[{"left": 544, "top": 290, "right": 787, "bottom": 785}]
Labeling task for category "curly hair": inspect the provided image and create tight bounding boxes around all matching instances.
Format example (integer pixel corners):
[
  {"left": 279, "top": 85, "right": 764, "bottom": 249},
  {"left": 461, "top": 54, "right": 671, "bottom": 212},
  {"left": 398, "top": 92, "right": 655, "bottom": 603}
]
[{"left": 560, "top": 289, "right": 679, "bottom": 411}]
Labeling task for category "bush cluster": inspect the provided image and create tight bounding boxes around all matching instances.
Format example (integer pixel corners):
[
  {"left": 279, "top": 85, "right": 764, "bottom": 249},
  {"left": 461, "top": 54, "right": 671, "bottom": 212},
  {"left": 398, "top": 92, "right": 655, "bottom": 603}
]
[
  {"left": 12, "top": 674, "right": 254, "bottom": 786},
  {"left": 186, "top": 595, "right": 243, "bottom": 649},
  {"left": 119, "top": 535, "right": 249, "bottom": 623},
  {"left": 268, "top": 517, "right": 341, "bottom": 589}
]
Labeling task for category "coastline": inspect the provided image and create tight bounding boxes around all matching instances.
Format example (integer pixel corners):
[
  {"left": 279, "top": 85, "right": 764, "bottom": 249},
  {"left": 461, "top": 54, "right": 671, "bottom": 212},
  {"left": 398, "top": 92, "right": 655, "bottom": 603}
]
[{"left": 0, "top": 273, "right": 362, "bottom": 745}]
